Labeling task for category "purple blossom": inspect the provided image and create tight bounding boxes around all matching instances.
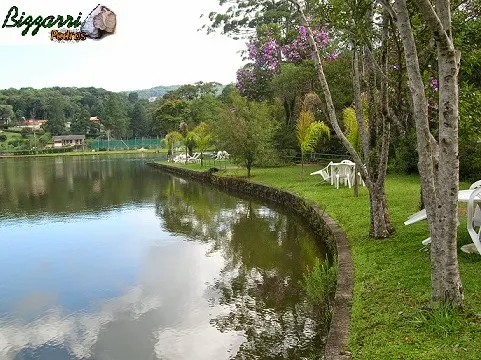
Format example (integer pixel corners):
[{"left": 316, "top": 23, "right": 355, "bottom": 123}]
[
  {"left": 299, "top": 26, "right": 307, "bottom": 37},
  {"left": 281, "top": 27, "right": 329, "bottom": 63},
  {"left": 429, "top": 77, "right": 438, "bottom": 92}
]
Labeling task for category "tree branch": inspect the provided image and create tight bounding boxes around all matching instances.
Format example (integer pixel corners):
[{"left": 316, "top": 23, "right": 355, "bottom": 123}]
[
  {"left": 376, "top": 0, "right": 397, "bottom": 21},
  {"left": 288, "top": 0, "right": 366, "bottom": 173},
  {"left": 415, "top": 0, "right": 454, "bottom": 50}
]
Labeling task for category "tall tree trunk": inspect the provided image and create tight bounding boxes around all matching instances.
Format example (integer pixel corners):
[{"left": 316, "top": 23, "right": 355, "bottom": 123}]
[
  {"left": 368, "top": 182, "right": 391, "bottom": 238},
  {"left": 283, "top": 98, "right": 296, "bottom": 125},
  {"left": 289, "top": 0, "right": 394, "bottom": 238},
  {"left": 301, "top": 152, "right": 304, "bottom": 181},
  {"left": 387, "top": 0, "right": 463, "bottom": 307},
  {"left": 352, "top": 47, "right": 369, "bottom": 161}
]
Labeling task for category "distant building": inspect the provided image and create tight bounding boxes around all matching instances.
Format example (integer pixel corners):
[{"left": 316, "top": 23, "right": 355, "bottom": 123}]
[
  {"left": 23, "top": 119, "right": 47, "bottom": 130},
  {"left": 148, "top": 97, "right": 157, "bottom": 103},
  {"left": 52, "top": 135, "right": 85, "bottom": 148},
  {"left": 90, "top": 116, "right": 101, "bottom": 124}
]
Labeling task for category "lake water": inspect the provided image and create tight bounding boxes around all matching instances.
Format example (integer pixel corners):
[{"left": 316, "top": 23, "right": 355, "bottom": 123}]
[{"left": 0, "top": 155, "right": 329, "bottom": 360}]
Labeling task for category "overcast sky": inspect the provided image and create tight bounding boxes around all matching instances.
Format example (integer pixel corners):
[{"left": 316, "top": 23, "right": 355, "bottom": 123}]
[{"left": 0, "top": 0, "right": 245, "bottom": 91}]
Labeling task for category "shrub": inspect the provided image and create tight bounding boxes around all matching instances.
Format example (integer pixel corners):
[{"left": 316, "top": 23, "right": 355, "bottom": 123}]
[
  {"left": 20, "top": 127, "right": 32, "bottom": 138},
  {"left": 391, "top": 130, "right": 419, "bottom": 174},
  {"left": 301, "top": 257, "right": 338, "bottom": 306},
  {"left": 0, "top": 134, "right": 7, "bottom": 142},
  {"left": 255, "top": 148, "right": 286, "bottom": 167},
  {"left": 459, "top": 142, "right": 481, "bottom": 181}
]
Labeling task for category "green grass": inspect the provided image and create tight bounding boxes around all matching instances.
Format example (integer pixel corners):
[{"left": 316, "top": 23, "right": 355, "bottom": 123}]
[
  {"left": 302, "top": 257, "right": 338, "bottom": 304},
  {"left": 157, "top": 161, "right": 481, "bottom": 359},
  {"left": 0, "top": 130, "right": 22, "bottom": 141}
]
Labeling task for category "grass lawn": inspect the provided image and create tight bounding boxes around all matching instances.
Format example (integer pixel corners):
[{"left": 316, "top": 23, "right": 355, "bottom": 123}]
[
  {"left": 0, "top": 130, "right": 22, "bottom": 141},
  {"left": 157, "top": 161, "right": 481, "bottom": 359}
]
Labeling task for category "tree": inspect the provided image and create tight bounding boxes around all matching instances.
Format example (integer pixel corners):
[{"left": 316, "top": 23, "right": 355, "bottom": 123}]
[
  {"left": 128, "top": 92, "right": 139, "bottom": 102},
  {"left": 163, "top": 82, "right": 221, "bottom": 101},
  {"left": 102, "top": 94, "right": 129, "bottom": 138},
  {"left": 70, "top": 117, "right": 91, "bottom": 135},
  {"left": 189, "top": 95, "right": 223, "bottom": 125},
  {"left": 165, "top": 131, "right": 182, "bottom": 161},
  {"left": 0, "top": 104, "right": 14, "bottom": 126},
  {"left": 130, "top": 102, "right": 149, "bottom": 138},
  {"left": 179, "top": 121, "right": 190, "bottom": 164},
  {"left": 343, "top": 105, "right": 368, "bottom": 197},
  {"left": 381, "top": 0, "right": 464, "bottom": 307},
  {"left": 286, "top": 0, "right": 396, "bottom": 239},
  {"left": 297, "top": 96, "right": 330, "bottom": 180},
  {"left": 152, "top": 100, "right": 190, "bottom": 137},
  {"left": 216, "top": 91, "right": 275, "bottom": 177},
  {"left": 193, "top": 122, "right": 213, "bottom": 167},
  {"left": 272, "top": 61, "right": 316, "bottom": 125},
  {"left": 43, "top": 95, "right": 66, "bottom": 135}
]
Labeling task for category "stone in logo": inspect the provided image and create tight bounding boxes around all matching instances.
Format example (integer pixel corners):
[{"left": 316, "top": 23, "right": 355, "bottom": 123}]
[{"left": 81, "top": 4, "right": 116, "bottom": 40}]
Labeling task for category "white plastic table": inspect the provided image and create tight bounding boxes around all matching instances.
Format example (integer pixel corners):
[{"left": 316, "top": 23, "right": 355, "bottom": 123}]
[{"left": 404, "top": 189, "right": 481, "bottom": 226}]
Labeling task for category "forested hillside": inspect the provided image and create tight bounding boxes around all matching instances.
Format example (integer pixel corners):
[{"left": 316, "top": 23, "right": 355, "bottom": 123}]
[
  {"left": 0, "top": 82, "right": 230, "bottom": 142},
  {"left": 122, "top": 85, "right": 181, "bottom": 100}
]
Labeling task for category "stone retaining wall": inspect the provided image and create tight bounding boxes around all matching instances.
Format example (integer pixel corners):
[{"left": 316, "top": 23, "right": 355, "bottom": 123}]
[{"left": 147, "top": 162, "right": 354, "bottom": 360}]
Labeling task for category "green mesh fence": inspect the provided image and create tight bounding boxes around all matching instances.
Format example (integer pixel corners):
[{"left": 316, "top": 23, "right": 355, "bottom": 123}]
[{"left": 90, "top": 138, "right": 164, "bottom": 150}]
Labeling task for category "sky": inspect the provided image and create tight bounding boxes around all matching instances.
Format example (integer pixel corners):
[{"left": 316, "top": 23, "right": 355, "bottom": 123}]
[{"left": 0, "top": 0, "right": 246, "bottom": 92}]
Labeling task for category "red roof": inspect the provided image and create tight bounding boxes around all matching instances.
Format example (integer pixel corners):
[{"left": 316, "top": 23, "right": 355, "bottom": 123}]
[{"left": 24, "top": 119, "right": 47, "bottom": 125}]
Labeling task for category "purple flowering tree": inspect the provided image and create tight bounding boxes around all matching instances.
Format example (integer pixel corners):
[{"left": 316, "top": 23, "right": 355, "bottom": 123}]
[{"left": 236, "top": 25, "right": 330, "bottom": 101}]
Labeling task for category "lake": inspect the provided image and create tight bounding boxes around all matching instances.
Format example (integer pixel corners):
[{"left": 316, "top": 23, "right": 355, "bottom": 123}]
[{"left": 0, "top": 155, "right": 330, "bottom": 360}]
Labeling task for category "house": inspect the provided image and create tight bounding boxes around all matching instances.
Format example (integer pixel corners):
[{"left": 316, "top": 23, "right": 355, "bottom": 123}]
[
  {"left": 23, "top": 119, "right": 48, "bottom": 130},
  {"left": 90, "top": 116, "right": 101, "bottom": 124},
  {"left": 148, "top": 97, "right": 157, "bottom": 103},
  {"left": 52, "top": 135, "right": 85, "bottom": 148}
]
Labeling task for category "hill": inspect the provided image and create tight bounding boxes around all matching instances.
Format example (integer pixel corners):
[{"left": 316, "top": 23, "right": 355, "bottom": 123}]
[{"left": 122, "top": 85, "right": 181, "bottom": 100}]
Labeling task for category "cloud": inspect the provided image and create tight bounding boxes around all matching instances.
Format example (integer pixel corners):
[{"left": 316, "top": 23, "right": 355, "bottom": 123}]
[{"left": 0, "top": 242, "right": 241, "bottom": 360}]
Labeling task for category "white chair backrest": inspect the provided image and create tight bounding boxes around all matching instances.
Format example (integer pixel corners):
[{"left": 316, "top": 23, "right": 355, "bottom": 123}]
[
  {"left": 340, "top": 159, "right": 355, "bottom": 165},
  {"left": 467, "top": 187, "right": 481, "bottom": 254},
  {"left": 337, "top": 163, "right": 353, "bottom": 177},
  {"left": 469, "top": 180, "right": 481, "bottom": 190}
]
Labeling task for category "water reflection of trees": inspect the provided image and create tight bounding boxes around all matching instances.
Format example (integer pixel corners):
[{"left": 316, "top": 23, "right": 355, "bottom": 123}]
[
  {"left": 0, "top": 156, "right": 165, "bottom": 218},
  {"left": 155, "top": 176, "right": 329, "bottom": 359}
]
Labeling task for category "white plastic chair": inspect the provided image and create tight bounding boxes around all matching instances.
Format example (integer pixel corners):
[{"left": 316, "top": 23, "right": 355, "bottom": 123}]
[
  {"left": 469, "top": 180, "right": 481, "bottom": 190},
  {"left": 215, "top": 151, "right": 230, "bottom": 161},
  {"left": 343, "top": 160, "right": 366, "bottom": 187},
  {"left": 467, "top": 186, "right": 481, "bottom": 254},
  {"left": 310, "top": 162, "right": 333, "bottom": 183},
  {"left": 335, "top": 163, "right": 353, "bottom": 189},
  {"left": 188, "top": 153, "right": 201, "bottom": 164}
]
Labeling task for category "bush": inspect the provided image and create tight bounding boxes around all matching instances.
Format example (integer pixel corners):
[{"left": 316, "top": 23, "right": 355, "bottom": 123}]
[
  {"left": 278, "top": 148, "right": 298, "bottom": 164},
  {"left": 20, "top": 127, "right": 32, "bottom": 138},
  {"left": 391, "top": 130, "right": 419, "bottom": 175},
  {"left": 300, "top": 257, "right": 338, "bottom": 322},
  {"left": 0, "top": 134, "right": 6, "bottom": 142},
  {"left": 301, "top": 257, "right": 338, "bottom": 306},
  {"left": 459, "top": 142, "right": 481, "bottom": 181},
  {"left": 255, "top": 148, "right": 286, "bottom": 167}
]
